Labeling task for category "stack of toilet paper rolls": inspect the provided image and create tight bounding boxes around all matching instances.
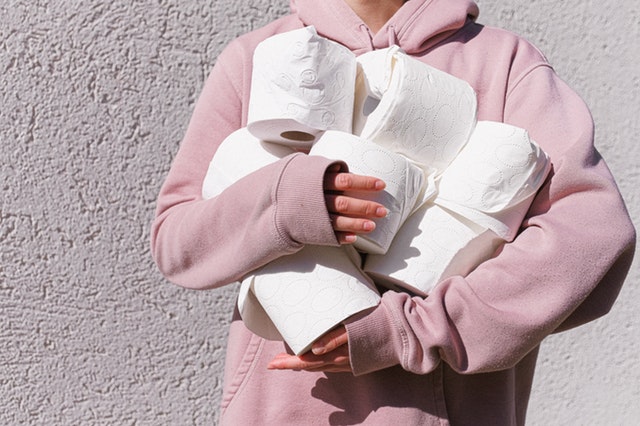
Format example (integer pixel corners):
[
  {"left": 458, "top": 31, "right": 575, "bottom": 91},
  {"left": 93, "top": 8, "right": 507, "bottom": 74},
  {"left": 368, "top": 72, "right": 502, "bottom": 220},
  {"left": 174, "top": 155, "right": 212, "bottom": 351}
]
[
  {"left": 202, "top": 128, "right": 382, "bottom": 355},
  {"left": 363, "top": 121, "right": 551, "bottom": 296},
  {"left": 201, "top": 26, "right": 551, "bottom": 353}
]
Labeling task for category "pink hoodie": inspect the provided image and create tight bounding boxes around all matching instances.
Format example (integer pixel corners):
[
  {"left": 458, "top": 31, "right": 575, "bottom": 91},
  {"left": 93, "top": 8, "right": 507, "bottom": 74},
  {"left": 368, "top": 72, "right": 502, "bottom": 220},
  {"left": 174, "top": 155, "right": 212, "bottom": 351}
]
[{"left": 151, "top": 0, "right": 636, "bottom": 424}]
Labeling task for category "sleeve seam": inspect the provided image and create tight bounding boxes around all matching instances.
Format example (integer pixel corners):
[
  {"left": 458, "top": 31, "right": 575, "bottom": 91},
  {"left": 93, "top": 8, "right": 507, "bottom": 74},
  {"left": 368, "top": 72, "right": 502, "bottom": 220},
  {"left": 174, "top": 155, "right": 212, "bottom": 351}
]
[{"left": 505, "top": 62, "right": 554, "bottom": 101}]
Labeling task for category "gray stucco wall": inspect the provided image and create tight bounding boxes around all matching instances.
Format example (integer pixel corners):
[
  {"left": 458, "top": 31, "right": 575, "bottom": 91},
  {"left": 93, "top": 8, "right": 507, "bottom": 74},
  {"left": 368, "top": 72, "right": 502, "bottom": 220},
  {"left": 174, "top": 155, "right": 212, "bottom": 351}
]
[{"left": 1, "top": 1, "right": 637, "bottom": 424}]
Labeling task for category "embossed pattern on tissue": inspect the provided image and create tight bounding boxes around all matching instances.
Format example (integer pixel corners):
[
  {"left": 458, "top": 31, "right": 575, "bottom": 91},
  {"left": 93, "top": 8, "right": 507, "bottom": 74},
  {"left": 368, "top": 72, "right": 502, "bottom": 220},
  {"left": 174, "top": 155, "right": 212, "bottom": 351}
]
[
  {"left": 437, "top": 122, "right": 546, "bottom": 213},
  {"left": 252, "top": 245, "right": 380, "bottom": 354},
  {"left": 250, "top": 28, "right": 356, "bottom": 132},
  {"left": 358, "top": 51, "right": 477, "bottom": 175}
]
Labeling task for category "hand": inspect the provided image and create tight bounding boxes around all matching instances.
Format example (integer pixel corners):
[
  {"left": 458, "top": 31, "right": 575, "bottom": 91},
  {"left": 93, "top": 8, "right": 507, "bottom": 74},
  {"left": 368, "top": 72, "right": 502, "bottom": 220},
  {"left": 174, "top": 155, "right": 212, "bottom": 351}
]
[
  {"left": 324, "top": 164, "right": 387, "bottom": 244},
  {"left": 267, "top": 326, "right": 352, "bottom": 373}
]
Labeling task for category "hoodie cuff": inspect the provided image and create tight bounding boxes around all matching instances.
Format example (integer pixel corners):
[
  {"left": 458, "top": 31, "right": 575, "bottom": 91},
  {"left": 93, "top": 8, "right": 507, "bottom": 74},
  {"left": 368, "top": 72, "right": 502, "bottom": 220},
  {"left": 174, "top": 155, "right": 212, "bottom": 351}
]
[
  {"left": 344, "top": 302, "right": 404, "bottom": 376},
  {"left": 275, "top": 153, "right": 347, "bottom": 246}
]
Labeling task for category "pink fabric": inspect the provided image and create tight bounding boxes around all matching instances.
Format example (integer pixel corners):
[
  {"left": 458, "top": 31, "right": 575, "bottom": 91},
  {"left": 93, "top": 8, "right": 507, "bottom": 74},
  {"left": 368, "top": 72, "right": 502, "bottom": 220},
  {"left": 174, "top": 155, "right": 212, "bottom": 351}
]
[{"left": 150, "top": 0, "right": 636, "bottom": 424}]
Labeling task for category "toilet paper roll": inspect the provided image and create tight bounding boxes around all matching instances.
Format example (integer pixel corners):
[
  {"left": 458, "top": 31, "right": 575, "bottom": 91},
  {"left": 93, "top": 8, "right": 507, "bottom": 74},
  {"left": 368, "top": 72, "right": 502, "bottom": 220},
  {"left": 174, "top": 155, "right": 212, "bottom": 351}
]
[
  {"left": 353, "top": 46, "right": 477, "bottom": 174},
  {"left": 364, "top": 203, "right": 503, "bottom": 296},
  {"left": 310, "top": 130, "right": 426, "bottom": 255},
  {"left": 238, "top": 244, "right": 381, "bottom": 355},
  {"left": 202, "top": 128, "right": 295, "bottom": 199},
  {"left": 247, "top": 26, "right": 357, "bottom": 149},
  {"left": 435, "top": 121, "right": 551, "bottom": 241},
  {"left": 201, "top": 129, "right": 381, "bottom": 354}
]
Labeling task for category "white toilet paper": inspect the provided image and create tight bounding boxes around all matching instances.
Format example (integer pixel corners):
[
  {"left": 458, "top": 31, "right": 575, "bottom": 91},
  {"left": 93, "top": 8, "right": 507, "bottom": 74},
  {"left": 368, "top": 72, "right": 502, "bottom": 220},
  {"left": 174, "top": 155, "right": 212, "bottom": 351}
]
[
  {"left": 310, "top": 131, "right": 426, "bottom": 255},
  {"left": 201, "top": 128, "right": 381, "bottom": 354},
  {"left": 353, "top": 46, "right": 477, "bottom": 175},
  {"left": 204, "top": 30, "right": 552, "bottom": 342},
  {"left": 247, "top": 26, "right": 357, "bottom": 149},
  {"left": 435, "top": 121, "right": 551, "bottom": 241},
  {"left": 364, "top": 121, "right": 551, "bottom": 295},
  {"left": 238, "top": 244, "right": 381, "bottom": 355},
  {"left": 202, "top": 128, "right": 296, "bottom": 199},
  {"left": 364, "top": 203, "right": 503, "bottom": 296}
]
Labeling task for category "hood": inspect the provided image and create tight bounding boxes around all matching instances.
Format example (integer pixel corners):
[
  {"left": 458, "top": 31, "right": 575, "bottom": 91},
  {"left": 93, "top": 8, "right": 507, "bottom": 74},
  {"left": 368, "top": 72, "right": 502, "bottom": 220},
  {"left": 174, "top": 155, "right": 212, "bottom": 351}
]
[{"left": 290, "top": 0, "right": 479, "bottom": 55}]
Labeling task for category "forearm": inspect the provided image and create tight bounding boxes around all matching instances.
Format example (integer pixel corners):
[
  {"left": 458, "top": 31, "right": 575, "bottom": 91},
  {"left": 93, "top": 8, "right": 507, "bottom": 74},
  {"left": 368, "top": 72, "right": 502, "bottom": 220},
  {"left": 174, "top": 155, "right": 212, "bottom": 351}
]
[
  {"left": 151, "top": 151, "right": 343, "bottom": 289},
  {"left": 345, "top": 65, "right": 636, "bottom": 376},
  {"left": 347, "top": 167, "right": 634, "bottom": 375}
]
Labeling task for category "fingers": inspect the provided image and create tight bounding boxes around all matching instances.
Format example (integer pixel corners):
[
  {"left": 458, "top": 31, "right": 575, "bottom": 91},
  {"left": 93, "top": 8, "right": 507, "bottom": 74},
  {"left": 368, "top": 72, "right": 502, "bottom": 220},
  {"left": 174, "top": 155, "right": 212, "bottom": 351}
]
[
  {"left": 330, "top": 213, "right": 375, "bottom": 234},
  {"left": 311, "top": 325, "right": 348, "bottom": 355},
  {"left": 267, "top": 346, "right": 352, "bottom": 373},
  {"left": 325, "top": 195, "right": 388, "bottom": 220},
  {"left": 324, "top": 171, "right": 386, "bottom": 193},
  {"left": 329, "top": 213, "right": 376, "bottom": 244},
  {"left": 333, "top": 231, "right": 356, "bottom": 245},
  {"left": 267, "top": 326, "right": 352, "bottom": 373},
  {"left": 323, "top": 170, "right": 387, "bottom": 244},
  {"left": 326, "top": 195, "right": 387, "bottom": 243}
]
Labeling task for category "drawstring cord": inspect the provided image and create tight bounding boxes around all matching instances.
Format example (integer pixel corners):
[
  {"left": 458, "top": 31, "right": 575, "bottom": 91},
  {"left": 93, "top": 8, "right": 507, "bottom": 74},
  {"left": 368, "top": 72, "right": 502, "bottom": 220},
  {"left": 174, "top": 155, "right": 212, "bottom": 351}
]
[
  {"left": 359, "top": 23, "right": 400, "bottom": 51},
  {"left": 359, "top": 23, "right": 375, "bottom": 51},
  {"left": 387, "top": 24, "right": 399, "bottom": 47}
]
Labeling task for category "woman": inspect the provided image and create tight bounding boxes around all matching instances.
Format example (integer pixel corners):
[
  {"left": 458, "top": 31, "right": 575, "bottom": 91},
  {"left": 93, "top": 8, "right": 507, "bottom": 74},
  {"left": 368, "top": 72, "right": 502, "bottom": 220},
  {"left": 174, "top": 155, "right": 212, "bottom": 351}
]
[{"left": 151, "top": 0, "right": 635, "bottom": 424}]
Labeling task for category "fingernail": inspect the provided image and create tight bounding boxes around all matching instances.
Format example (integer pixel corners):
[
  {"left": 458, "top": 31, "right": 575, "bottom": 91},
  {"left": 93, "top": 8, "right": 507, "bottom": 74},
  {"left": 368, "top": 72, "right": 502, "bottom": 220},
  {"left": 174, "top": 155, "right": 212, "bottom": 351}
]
[
  {"left": 376, "top": 207, "right": 388, "bottom": 217},
  {"left": 363, "top": 221, "right": 375, "bottom": 231},
  {"left": 312, "top": 344, "right": 326, "bottom": 355},
  {"left": 344, "top": 234, "right": 357, "bottom": 243},
  {"left": 374, "top": 180, "right": 386, "bottom": 190}
]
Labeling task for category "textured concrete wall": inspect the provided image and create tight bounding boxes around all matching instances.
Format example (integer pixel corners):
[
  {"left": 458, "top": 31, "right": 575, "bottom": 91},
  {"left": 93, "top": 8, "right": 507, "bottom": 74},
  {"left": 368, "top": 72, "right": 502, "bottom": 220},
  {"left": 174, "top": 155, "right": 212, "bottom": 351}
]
[{"left": 1, "top": 0, "right": 637, "bottom": 424}]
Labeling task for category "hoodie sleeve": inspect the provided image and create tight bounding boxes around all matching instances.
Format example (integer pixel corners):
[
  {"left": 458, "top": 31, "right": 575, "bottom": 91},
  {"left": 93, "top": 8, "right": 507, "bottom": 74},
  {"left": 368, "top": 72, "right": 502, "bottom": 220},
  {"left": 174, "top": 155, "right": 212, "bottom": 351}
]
[
  {"left": 150, "top": 42, "right": 342, "bottom": 290},
  {"left": 345, "top": 55, "right": 636, "bottom": 376}
]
